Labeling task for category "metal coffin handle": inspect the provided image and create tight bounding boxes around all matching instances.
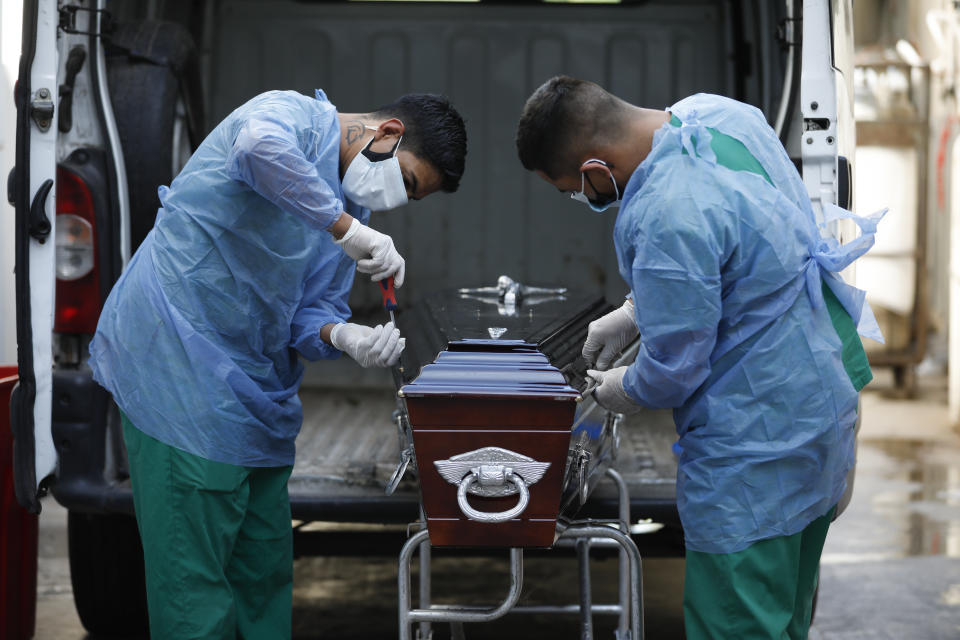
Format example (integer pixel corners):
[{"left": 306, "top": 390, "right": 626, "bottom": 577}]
[
  {"left": 435, "top": 447, "right": 551, "bottom": 524},
  {"left": 456, "top": 468, "right": 530, "bottom": 523}
]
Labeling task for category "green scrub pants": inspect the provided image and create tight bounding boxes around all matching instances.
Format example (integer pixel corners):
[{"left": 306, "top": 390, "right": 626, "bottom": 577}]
[
  {"left": 683, "top": 506, "right": 835, "bottom": 640},
  {"left": 122, "top": 414, "right": 294, "bottom": 640}
]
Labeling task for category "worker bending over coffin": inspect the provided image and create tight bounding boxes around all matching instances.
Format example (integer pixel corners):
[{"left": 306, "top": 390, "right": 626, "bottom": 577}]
[
  {"left": 516, "top": 76, "right": 882, "bottom": 640},
  {"left": 88, "top": 89, "right": 467, "bottom": 639}
]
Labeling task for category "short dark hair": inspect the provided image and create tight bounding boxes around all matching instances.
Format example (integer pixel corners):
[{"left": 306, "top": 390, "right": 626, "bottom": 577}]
[
  {"left": 373, "top": 94, "right": 467, "bottom": 193},
  {"left": 516, "top": 76, "right": 626, "bottom": 180}
]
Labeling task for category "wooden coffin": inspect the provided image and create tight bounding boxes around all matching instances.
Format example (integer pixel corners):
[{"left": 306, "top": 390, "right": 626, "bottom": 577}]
[{"left": 397, "top": 280, "right": 615, "bottom": 547}]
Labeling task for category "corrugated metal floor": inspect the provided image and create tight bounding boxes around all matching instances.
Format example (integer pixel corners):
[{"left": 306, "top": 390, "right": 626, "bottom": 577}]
[{"left": 293, "top": 389, "right": 403, "bottom": 489}]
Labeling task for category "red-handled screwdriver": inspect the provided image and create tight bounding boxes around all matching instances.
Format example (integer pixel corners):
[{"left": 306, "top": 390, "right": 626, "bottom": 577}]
[
  {"left": 379, "top": 275, "right": 404, "bottom": 390},
  {"left": 379, "top": 276, "right": 398, "bottom": 325}
]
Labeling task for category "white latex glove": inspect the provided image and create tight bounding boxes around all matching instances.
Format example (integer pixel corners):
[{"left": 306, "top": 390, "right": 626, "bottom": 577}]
[
  {"left": 586, "top": 367, "right": 643, "bottom": 415},
  {"left": 334, "top": 218, "right": 406, "bottom": 287},
  {"left": 330, "top": 322, "right": 402, "bottom": 368},
  {"left": 582, "top": 300, "right": 639, "bottom": 370}
]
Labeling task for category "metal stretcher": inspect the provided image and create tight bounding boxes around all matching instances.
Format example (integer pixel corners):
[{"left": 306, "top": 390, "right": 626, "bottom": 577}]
[{"left": 390, "top": 277, "right": 645, "bottom": 639}]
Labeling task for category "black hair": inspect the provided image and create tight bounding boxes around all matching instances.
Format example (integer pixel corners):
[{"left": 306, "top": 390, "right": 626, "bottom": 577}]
[
  {"left": 515, "top": 76, "right": 626, "bottom": 180},
  {"left": 373, "top": 94, "right": 467, "bottom": 193}
]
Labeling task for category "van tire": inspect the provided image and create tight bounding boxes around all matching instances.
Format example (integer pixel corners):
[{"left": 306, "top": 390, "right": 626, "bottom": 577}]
[
  {"left": 107, "top": 20, "right": 204, "bottom": 252},
  {"left": 68, "top": 511, "right": 149, "bottom": 636}
]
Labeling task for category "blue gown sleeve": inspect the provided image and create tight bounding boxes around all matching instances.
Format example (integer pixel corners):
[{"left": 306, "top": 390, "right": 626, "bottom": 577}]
[
  {"left": 225, "top": 98, "right": 344, "bottom": 230},
  {"left": 621, "top": 201, "right": 724, "bottom": 409},
  {"left": 290, "top": 251, "right": 355, "bottom": 360}
]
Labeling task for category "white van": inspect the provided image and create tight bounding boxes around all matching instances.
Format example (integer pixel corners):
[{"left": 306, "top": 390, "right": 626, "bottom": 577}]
[{"left": 12, "top": 0, "right": 855, "bottom": 634}]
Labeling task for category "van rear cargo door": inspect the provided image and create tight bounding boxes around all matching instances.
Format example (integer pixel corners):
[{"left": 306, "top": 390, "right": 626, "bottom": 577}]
[
  {"left": 800, "top": 0, "right": 851, "bottom": 218},
  {"left": 12, "top": 0, "right": 60, "bottom": 513}
]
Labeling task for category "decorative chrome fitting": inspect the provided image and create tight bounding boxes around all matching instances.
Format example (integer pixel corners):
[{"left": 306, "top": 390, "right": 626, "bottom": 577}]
[
  {"left": 435, "top": 447, "right": 549, "bottom": 498},
  {"left": 435, "top": 447, "right": 551, "bottom": 523}
]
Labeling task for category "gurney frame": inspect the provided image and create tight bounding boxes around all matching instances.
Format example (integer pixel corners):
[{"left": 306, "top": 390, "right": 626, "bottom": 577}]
[{"left": 397, "top": 468, "right": 644, "bottom": 640}]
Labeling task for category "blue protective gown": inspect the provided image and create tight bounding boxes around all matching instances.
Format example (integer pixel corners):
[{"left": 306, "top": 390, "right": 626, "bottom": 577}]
[
  {"left": 615, "top": 94, "right": 883, "bottom": 554},
  {"left": 89, "top": 89, "right": 368, "bottom": 467}
]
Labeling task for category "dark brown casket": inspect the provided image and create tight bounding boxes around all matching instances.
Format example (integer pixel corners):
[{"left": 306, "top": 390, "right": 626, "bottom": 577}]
[{"left": 397, "top": 278, "right": 617, "bottom": 548}]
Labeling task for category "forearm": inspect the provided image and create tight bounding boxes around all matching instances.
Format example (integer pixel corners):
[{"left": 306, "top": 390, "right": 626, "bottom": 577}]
[
  {"left": 328, "top": 212, "right": 353, "bottom": 240},
  {"left": 320, "top": 322, "right": 338, "bottom": 346}
]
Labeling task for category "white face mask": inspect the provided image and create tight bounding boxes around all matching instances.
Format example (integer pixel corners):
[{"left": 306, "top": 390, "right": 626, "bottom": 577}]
[
  {"left": 341, "top": 127, "right": 409, "bottom": 211},
  {"left": 570, "top": 158, "right": 620, "bottom": 213}
]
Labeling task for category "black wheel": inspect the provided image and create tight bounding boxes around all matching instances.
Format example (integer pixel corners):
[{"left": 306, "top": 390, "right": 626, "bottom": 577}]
[
  {"left": 106, "top": 20, "right": 205, "bottom": 252},
  {"left": 68, "top": 511, "right": 149, "bottom": 637}
]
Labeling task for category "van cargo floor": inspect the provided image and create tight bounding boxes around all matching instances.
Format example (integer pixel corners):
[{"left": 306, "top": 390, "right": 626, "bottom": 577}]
[{"left": 290, "top": 388, "right": 679, "bottom": 525}]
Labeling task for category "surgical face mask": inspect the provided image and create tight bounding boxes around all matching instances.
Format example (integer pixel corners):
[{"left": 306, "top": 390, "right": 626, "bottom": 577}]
[
  {"left": 570, "top": 159, "right": 620, "bottom": 213},
  {"left": 341, "top": 127, "right": 409, "bottom": 211}
]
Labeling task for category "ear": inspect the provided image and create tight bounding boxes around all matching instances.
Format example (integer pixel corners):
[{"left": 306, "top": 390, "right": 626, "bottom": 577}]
[
  {"left": 372, "top": 118, "right": 405, "bottom": 141},
  {"left": 580, "top": 162, "right": 613, "bottom": 188},
  {"left": 578, "top": 160, "right": 618, "bottom": 197}
]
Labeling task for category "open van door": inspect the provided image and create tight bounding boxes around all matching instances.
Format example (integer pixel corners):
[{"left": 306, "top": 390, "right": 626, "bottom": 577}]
[
  {"left": 12, "top": 0, "right": 60, "bottom": 514},
  {"left": 799, "top": 0, "right": 860, "bottom": 520},
  {"left": 800, "top": 0, "right": 856, "bottom": 223}
]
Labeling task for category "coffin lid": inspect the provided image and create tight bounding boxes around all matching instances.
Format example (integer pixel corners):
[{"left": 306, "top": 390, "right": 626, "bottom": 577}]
[
  {"left": 397, "top": 279, "right": 612, "bottom": 398},
  {"left": 400, "top": 340, "right": 580, "bottom": 399}
]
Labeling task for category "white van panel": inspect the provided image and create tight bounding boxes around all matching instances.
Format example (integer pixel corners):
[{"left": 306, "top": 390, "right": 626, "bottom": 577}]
[{"left": 28, "top": 0, "right": 60, "bottom": 491}]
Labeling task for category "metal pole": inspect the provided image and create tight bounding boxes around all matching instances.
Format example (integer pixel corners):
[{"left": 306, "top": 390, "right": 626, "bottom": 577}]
[
  {"left": 400, "top": 532, "right": 526, "bottom": 631},
  {"left": 558, "top": 525, "right": 643, "bottom": 640},
  {"left": 418, "top": 509, "right": 432, "bottom": 640},
  {"left": 408, "top": 548, "right": 524, "bottom": 624},
  {"left": 399, "top": 529, "right": 432, "bottom": 640},
  {"left": 577, "top": 538, "right": 594, "bottom": 639},
  {"left": 607, "top": 468, "right": 632, "bottom": 638},
  {"left": 511, "top": 604, "right": 622, "bottom": 616}
]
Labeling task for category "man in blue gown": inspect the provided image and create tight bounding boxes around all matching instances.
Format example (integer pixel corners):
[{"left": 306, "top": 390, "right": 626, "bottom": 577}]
[
  {"left": 89, "top": 88, "right": 467, "bottom": 639},
  {"left": 516, "top": 76, "right": 882, "bottom": 639}
]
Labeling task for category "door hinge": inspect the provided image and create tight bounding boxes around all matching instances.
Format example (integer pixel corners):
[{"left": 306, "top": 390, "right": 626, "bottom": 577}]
[
  {"left": 30, "top": 88, "right": 54, "bottom": 132},
  {"left": 777, "top": 16, "right": 801, "bottom": 48},
  {"left": 59, "top": 5, "right": 113, "bottom": 38}
]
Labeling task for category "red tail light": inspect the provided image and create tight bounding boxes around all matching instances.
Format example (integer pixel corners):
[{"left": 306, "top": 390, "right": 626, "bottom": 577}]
[{"left": 54, "top": 167, "right": 101, "bottom": 333}]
